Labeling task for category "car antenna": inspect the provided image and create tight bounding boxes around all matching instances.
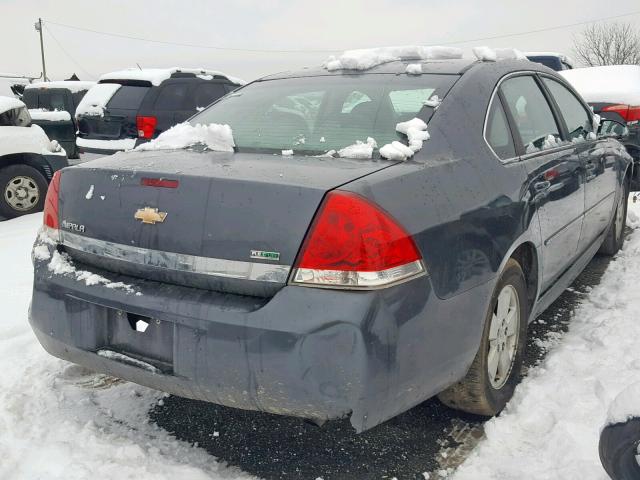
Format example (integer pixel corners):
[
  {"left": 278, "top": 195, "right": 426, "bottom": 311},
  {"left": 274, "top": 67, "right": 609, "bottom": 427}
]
[{"left": 136, "top": 63, "right": 143, "bottom": 70}]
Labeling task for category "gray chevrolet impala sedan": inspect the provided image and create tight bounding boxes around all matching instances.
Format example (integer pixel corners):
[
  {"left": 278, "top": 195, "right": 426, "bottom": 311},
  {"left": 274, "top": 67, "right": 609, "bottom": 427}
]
[{"left": 30, "top": 55, "right": 633, "bottom": 432}]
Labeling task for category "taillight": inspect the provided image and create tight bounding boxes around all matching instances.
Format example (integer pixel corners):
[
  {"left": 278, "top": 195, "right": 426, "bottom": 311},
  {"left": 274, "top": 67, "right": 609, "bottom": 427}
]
[
  {"left": 43, "top": 171, "right": 61, "bottom": 230},
  {"left": 602, "top": 104, "right": 640, "bottom": 123},
  {"left": 136, "top": 115, "right": 157, "bottom": 139},
  {"left": 292, "top": 191, "right": 425, "bottom": 288}
]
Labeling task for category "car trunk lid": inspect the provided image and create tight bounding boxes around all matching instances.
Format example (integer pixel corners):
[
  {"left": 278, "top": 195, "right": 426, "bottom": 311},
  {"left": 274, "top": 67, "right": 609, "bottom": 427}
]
[{"left": 58, "top": 149, "right": 395, "bottom": 296}]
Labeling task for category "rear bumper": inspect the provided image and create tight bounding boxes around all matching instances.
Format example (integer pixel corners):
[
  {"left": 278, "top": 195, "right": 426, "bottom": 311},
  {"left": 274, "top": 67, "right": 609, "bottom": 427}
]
[
  {"left": 29, "top": 238, "right": 491, "bottom": 432},
  {"left": 76, "top": 137, "right": 137, "bottom": 155}
]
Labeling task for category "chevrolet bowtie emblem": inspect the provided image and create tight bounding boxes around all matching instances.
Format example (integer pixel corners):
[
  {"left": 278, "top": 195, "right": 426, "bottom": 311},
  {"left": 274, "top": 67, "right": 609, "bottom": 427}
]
[{"left": 134, "top": 207, "right": 167, "bottom": 225}]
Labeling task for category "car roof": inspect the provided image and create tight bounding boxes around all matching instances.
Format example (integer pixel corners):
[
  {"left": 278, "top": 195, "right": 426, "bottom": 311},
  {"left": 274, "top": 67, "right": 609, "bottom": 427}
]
[
  {"left": 25, "top": 81, "right": 96, "bottom": 93},
  {"left": 99, "top": 68, "right": 246, "bottom": 87},
  {"left": 258, "top": 57, "right": 554, "bottom": 81}
]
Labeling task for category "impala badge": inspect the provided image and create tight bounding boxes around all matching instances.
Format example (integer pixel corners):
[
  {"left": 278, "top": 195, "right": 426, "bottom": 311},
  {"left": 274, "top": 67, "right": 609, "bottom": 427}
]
[
  {"left": 135, "top": 207, "right": 167, "bottom": 225},
  {"left": 250, "top": 250, "right": 280, "bottom": 261}
]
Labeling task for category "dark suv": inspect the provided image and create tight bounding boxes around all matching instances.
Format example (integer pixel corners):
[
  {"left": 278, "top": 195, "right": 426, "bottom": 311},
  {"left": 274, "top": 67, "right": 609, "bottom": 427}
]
[{"left": 76, "top": 68, "right": 244, "bottom": 155}]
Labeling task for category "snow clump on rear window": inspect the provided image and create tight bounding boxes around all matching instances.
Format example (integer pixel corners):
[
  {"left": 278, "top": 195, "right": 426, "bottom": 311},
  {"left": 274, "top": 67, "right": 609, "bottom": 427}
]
[
  {"left": 379, "top": 118, "right": 430, "bottom": 161},
  {"left": 323, "top": 45, "right": 463, "bottom": 71},
  {"left": 135, "top": 122, "right": 235, "bottom": 152},
  {"left": 337, "top": 137, "right": 378, "bottom": 159},
  {"left": 473, "top": 46, "right": 527, "bottom": 62}
]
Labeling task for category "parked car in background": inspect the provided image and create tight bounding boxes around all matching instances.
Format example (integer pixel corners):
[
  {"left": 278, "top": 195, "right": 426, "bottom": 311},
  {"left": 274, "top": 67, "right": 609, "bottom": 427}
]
[
  {"left": 22, "top": 81, "right": 95, "bottom": 159},
  {"left": 561, "top": 65, "right": 640, "bottom": 187},
  {"left": 75, "top": 68, "right": 244, "bottom": 155},
  {"left": 31, "top": 52, "right": 632, "bottom": 433},
  {"left": 0, "top": 96, "right": 67, "bottom": 218},
  {"left": 525, "top": 52, "right": 574, "bottom": 71}
]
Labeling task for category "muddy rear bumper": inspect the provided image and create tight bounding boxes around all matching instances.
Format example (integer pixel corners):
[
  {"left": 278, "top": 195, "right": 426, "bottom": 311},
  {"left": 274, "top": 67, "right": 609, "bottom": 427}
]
[{"left": 29, "top": 242, "right": 490, "bottom": 432}]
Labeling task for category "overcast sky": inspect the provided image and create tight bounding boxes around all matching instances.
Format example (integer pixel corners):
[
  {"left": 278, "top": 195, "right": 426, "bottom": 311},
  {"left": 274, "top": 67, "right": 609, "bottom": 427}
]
[{"left": 1, "top": 0, "right": 639, "bottom": 82}]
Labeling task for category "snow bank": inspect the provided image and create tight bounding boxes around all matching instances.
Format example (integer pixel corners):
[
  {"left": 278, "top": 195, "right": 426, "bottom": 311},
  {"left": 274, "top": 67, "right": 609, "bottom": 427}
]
[
  {"left": 25, "top": 81, "right": 95, "bottom": 93},
  {"left": 0, "top": 214, "right": 252, "bottom": 480},
  {"left": 453, "top": 199, "right": 640, "bottom": 480},
  {"left": 29, "top": 109, "right": 72, "bottom": 122},
  {"left": 323, "top": 46, "right": 463, "bottom": 71},
  {"left": 473, "top": 46, "right": 527, "bottom": 62},
  {"left": 380, "top": 118, "right": 429, "bottom": 161},
  {"left": 607, "top": 382, "right": 640, "bottom": 426},
  {"left": 100, "top": 68, "right": 246, "bottom": 86},
  {"left": 337, "top": 137, "right": 377, "bottom": 159},
  {"left": 135, "top": 122, "right": 235, "bottom": 152},
  {"left": 0, "top": 95, "right": 25, "bottom": 114},
  {"left": 75, "top": 83, "right": 121, "bottom": 118},
  {"left": 560, "top": 65, "right": 640, "bottom": 106}
]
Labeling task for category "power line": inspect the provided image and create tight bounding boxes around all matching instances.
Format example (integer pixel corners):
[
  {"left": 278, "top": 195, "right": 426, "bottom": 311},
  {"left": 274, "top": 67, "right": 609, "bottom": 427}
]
[
  {"left": 43, "top": 9, "right": 640, "bottom": 55},
  {"left": 43, "top": 24, "right": 95, "bottom": 79},
  {"left": 439, "top": 9, "right": 640, "bottom": 45}
]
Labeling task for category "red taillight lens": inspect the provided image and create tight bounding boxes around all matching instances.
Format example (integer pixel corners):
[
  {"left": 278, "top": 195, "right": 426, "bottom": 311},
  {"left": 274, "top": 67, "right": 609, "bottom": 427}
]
[
  {"left": 602, "top": 104, "right": 640, "bottom": 123},
  {"left": 43, "top": 170, "right": 61, "bottom": 230},
  {"left": 292, "top": 191, "right": 425, "bottom": 288},
  {"left": 136, "top": 115, "right": 157, "bottom": 139}
]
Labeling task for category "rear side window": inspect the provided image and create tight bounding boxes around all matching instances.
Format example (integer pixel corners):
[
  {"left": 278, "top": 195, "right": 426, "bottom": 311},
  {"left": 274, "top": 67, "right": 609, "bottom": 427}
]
[
  {"left": 193, "top": 83, "right": 226, "bottom": 109},
  {"left": 500, "top": 76, "right": 561, "bottom": 153},
  {"left": 542, "top": 78, "right": 593, "bottom": 141},
  {"left": 486, "top": 97, "right": 516, "bottom": 160},
  {"left": 154, "top": 83, "right": 189, "bottom": 110},
  {"left": 106, "top": 85, "right": 150, "bottom": 110}
]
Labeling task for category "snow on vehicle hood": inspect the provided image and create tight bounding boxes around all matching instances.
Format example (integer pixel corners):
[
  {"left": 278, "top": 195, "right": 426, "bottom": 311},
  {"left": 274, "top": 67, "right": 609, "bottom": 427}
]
[
  {"left": 0, "top": 96, "right": 25, "bottom": 115},
  {"left": 100, "top": 67, "right": 246, "bottom": 86},
  {"left": 29, "top": 109, "right": 72, "bottom": 122},
  {"left": 75, "top": 83, "right": 121, "bottom": 118},
  {"left": 323, "top": 45, "right": 463, "bottom": 71},
  {"left": 0, "top": 124, "right": 66, "bottom": 156},
  {"left": 134, "top": 122, "right": 235, "bottom": 152},
  {"left": 560, "top": 65, "right": 640, "bottom": 105}
]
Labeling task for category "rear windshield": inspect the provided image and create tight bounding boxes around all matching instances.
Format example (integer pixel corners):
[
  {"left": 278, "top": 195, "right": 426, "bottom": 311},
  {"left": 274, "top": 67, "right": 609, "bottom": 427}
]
[
  {"left": 22, "top": 89, "right": 69, "bottom": 111},
  {"left": 190, "top": 74, "right": 458, "bottom": 154},
  {"left": 105, "top": 84, "right": 150, "bottom": 110}
]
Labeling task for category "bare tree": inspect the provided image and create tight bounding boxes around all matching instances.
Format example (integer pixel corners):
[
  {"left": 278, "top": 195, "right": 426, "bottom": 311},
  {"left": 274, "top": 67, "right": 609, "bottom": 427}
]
[{"left": 573, "top": 22, "right": 640, "bottom": 66}]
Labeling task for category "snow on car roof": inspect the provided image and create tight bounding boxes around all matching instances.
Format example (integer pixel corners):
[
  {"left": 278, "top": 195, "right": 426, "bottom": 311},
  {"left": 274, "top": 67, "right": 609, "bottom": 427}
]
[
  {"left": 0, "top": 95, "right": 25, "bottom": 115},
  {"left": 560, "top": 65, "right": 640, "bottom": 105},
  {"left": 524, "top": 51, "right": 575, "bottom": 67},
  {"left": 99, "top": 68, "right": 246, "bottom": 86},
  {"left": 25, "top": 81, "right": 96, "bottom": 93},
  {"left": 322, "top": 46, "right": 464, "bottom": 71}
]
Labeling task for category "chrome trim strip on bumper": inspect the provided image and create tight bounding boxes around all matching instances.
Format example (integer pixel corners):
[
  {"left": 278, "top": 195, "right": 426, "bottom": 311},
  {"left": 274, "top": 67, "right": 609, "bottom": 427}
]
[{"left": 60, "top": 231, "right": 291, "bottom": 283}]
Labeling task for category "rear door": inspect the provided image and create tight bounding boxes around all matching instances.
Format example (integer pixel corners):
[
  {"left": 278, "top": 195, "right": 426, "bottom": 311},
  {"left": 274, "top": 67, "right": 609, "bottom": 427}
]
[
  {"left": 500, "top": 74, "right": 586, "bottom": 290},
  {"left": 80, "top": 82, "right": 150, "bottom": 141},
  {"left": 540, "top": 76, "right": 617, "bottom": 252}
]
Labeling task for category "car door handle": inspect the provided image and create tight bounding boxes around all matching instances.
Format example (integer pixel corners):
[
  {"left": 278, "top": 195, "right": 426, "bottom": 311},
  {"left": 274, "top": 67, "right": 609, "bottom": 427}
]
[{"left": 534, "top": 181, "right": 551, "bottom": 191}]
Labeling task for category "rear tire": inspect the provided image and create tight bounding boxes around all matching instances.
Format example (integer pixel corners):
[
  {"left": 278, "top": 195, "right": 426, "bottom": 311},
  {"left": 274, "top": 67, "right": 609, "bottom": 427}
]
[
  {"left": 599, "top": 418, "right": 640, "bottom": 480},
  {"left": 0, "top": 164, "right": 48, "bottom": 219},
  {"left": 438, "top": 258, "right": 528, "bottom": 416},
  {"left": 600, "top": 180, "right": 629, "bottom": 256}
]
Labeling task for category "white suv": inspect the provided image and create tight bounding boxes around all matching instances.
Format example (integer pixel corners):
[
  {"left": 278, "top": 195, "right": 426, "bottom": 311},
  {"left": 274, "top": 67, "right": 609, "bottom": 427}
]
[{"left": 0, "top": 96, "right": 68, "bottom": 218}]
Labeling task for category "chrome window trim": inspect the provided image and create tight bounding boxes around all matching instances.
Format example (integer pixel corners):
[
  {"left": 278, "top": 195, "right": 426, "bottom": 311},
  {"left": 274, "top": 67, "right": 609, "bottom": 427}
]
[{"left": 60, "top": 231, "right": 291, "bottom": 284}]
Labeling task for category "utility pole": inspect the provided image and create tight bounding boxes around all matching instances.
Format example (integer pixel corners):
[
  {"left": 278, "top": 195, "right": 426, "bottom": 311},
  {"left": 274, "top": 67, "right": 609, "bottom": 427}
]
[{"left": 34, "top": 18, "right": 47, "bottom": 81}]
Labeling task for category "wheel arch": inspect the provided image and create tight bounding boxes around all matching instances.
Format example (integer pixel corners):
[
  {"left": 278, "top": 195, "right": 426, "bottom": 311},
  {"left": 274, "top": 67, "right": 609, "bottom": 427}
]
[
  {"left": 0, "top": 153, "right": 53, "bottom": 183},
  {"left": 509, "top": 241, "right": 539, "bottom": 322}
]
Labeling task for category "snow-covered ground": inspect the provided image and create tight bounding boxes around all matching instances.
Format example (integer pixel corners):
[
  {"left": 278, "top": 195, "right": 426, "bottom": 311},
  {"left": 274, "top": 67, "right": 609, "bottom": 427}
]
[
  {"left": 0, "top": 214, "right": 252, "bottom": 480},
  {"left": 1, "top": 201, "right": 640, "bottom": 479}
]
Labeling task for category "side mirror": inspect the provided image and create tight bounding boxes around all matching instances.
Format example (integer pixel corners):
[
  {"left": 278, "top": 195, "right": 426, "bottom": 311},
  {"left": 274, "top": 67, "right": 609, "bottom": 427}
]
[{"left": 599, "top": 119, "right": 630, "bottom": 140}]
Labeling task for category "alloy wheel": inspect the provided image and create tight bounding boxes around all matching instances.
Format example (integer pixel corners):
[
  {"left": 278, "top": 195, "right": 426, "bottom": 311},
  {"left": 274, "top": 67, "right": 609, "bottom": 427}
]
[{"left": 487, "top": 284, "right": 520, "bottom": 389}]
